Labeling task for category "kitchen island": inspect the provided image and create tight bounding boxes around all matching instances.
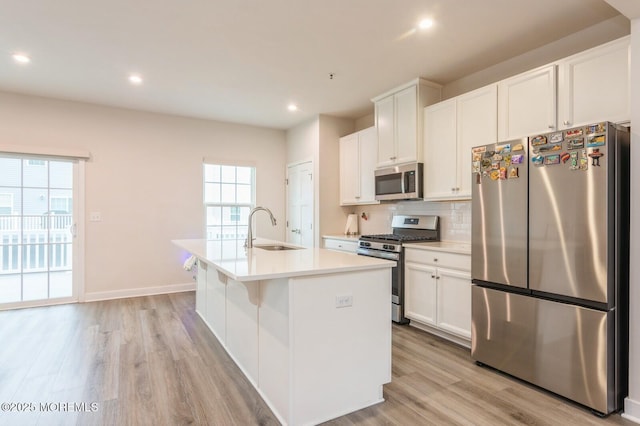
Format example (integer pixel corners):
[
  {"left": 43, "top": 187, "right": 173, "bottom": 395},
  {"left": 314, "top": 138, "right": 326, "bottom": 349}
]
[{"left": 173, "top": 238, "right": 394, "bottom": 426}]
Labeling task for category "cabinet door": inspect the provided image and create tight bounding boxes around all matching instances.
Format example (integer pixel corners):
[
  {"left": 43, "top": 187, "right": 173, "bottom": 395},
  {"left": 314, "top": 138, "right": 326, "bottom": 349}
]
[
  {"left": 404, "top": 261, "right": 437, "bottom": 325},
  {"left": 558, "top": 37, "right": 629, "bottom": 129},
  {"left": 357, "top": 127, "right": 378, "bottom": 203},
  {"left": 423, "top": 99, "right": 457, "bottom": 200},
  {"left": 339, "top": 134, "right": 360, "bottom": 205},
  {"left": 226, "top": 278, "right": 259, "bottom": 384},
  {"left": 436, "top": 268, "right": 471, "bottom": 339},
  {"left": 395, "top": 85, "right": 418, "bottom": 164},
  {"left": 498, "top": 65, "right": 556, "bottom": 141},
  {"left": 206, "top": 268, "right": 227, "bottom": 343},
  {"left": 376, "top": 95, "right": 396, "bottom": 167},
  {"left": 457, "top": 84, "right": 497, "bottom": 198},
  {"left": 196, "top": 260, "right": 207, "bottom": 317}
]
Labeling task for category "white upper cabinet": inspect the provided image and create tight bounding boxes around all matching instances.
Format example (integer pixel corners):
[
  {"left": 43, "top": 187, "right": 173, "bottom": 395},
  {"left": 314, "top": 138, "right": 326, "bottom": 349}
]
[
  {"left": 424, "top": 84, "right": 497, "bottom": 201},
  {"left": 394, "top": 86, "right": 419, "bottom": 164},
  {"left": 373, "top": 78, "right": 442, "bottom": 168},
  {"left": 339, "top": 127, "right": 378, "bottom": 205},
  {"left": 375, "top": 95, "right": 396, "bottom": 166},
  {"left": 456, "top": 84, "right": 497, "bottom": 198},
  {"left": 498, "top": 64, "right": 556, "bottom": 141},
  {"left": 557, "top": 36, "right": 630, "bottom": 129},
  {"left": 339, "top": 133, "right": 359, "bottom": 205},
  {"left": 424, "top": 99, "right": 457, "bottom": 200}
]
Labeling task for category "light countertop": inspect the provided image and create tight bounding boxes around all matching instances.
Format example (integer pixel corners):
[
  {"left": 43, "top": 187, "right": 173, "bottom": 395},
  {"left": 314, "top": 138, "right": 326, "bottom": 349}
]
[
  {"left": 403, "top": 241, "right": 471, "bottom": 255},
  {"left": 173, "top": 238, "right": 394, "bottom": 282}
]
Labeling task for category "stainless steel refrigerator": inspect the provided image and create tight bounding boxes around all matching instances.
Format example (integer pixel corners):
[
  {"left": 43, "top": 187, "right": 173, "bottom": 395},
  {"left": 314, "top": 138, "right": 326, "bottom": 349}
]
[{"left": 471, "top": 122, "right": 629, "bottom": 415}]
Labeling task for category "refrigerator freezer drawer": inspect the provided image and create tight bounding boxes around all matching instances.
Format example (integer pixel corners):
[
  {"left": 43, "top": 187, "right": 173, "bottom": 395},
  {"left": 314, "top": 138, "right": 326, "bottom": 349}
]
[{"left": 471, "top": 286, "right": 619, "bottom": 414}]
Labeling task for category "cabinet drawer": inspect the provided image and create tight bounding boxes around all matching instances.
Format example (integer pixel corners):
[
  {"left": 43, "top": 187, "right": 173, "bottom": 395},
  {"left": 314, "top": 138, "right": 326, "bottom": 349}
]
[
  {"left": 405, "top": 248, "right": 470, "bottom": 271},
  {"left": 323, "top": 238, "right": 358, "bottom": 253}
]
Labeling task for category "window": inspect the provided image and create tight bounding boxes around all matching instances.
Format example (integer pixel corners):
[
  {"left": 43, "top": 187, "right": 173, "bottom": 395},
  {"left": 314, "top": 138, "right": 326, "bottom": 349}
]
[
  {"left": 203, "top": 164, "right": 254, "bottom": 244},
  {"left": 0, "top": 194, "right": 12, "bottom": 215},
  {"left": 50, "top": 196, "right": 72, "bottom": 213}
]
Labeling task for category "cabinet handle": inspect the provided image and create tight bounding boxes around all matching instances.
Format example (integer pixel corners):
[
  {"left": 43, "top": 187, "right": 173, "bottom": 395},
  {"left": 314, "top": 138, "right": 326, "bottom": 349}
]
[
  {"left": 433, "top": 258, "right": 438, "bottom": 262},
  {"left": 436, "top": 276, "right": 440, "bottom": 280},
  {"left": 390, "top": 156, "right": 396, "bottom": 160},
  {"left": 563, "top": 120, "right": 570, "bottom": 126},
  {"left": 431, "top": 274, "right": 436, "bottom": 278},
  {"left": 548, "top": 124, "right": 554, "bottom": 129},
  {"left": 451, "top": 187, "right": 456, "bottom": 192}
]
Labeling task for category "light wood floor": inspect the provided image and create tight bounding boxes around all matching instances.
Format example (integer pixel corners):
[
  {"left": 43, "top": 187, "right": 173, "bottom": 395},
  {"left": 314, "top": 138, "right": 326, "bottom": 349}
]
[{"left": 0, "top": 292, "right": 634, "bottom": 426}]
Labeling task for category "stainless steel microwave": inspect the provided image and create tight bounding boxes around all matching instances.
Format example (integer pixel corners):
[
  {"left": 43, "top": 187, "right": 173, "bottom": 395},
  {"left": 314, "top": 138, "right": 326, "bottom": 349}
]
[{"left": 374, "top": 162, "right": 423, "bottom": 201}]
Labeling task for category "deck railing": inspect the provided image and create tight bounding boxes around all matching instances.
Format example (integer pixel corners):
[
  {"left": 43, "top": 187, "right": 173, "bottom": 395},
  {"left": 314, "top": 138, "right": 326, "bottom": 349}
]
[{"left": 0, "top": 215, "right": 73, "bottom": 274}]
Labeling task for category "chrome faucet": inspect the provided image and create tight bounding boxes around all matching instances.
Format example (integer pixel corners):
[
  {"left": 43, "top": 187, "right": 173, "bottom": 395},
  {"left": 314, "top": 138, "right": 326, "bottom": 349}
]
[{"left": 245, "top": 206, "right": 277, "bottom": 248}]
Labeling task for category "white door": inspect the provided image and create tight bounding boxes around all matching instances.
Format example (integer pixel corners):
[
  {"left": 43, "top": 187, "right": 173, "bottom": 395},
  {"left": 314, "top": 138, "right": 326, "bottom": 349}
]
[
  {"left": 339, "top": 134, "right": 359, "bottom": 205},
  {"left": 287, "top": 161, "right": 314, "bottom": 247},
  {"left": 557, "top": 37, "right": 630, "bottom": 129},
  {"left": 375, "top": 95, "right": 396, "bottom": 167},
  {"left": 0, "top": 155, "right": 82, "bottom": 308},
  {"left": 436, "top": 268, "right": 472, "bottom": 339},
  {"left": 404, "top": 261, "right": 437, "bottom": 326},
  {"left": 357, "top": 127, "right": 378, "bottom": 204},
  {"left": 457, "top": 84, "right": 497, "bottom": 198},
  {"left": 395, "top": 85, "right": 418, "bottom": 164},
  {"left": 498, "top": 64, "right": 557, "bottom": 141},
  {"left": 424, "top": 99, "right": 457, "bottom": 200}
]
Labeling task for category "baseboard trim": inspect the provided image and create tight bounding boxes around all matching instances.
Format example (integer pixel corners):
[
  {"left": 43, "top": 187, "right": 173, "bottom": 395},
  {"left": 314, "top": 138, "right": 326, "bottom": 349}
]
[
  {"left": 624, "top": 397, "right": 640, "bottom": 424},
  {"left": 84, "top": 282, "right": 196, "bottom": 302},
  {"left": 408, "top": 321, "right": 471, "bottom": 349}
]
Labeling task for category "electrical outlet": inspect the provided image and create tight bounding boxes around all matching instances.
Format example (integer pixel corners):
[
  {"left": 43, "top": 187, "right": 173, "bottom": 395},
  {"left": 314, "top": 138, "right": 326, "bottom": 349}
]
[
  {"left": 89, "top": 212, "right": 102, "bottom": 222},
  {"left": 336, "top": 294, "right": 353, "bottom": 308}
]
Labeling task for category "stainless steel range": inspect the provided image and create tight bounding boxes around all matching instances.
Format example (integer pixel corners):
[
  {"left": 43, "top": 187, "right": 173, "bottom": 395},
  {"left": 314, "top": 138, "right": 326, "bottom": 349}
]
[{"left": 357, "top": 215, "right": 440, "bottom": 324}]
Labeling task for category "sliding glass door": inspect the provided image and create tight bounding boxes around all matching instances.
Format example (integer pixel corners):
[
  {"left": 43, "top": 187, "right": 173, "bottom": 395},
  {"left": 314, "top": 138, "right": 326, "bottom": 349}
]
[{"left": 0, "top": 155, "right": 78, "bottom": 307}]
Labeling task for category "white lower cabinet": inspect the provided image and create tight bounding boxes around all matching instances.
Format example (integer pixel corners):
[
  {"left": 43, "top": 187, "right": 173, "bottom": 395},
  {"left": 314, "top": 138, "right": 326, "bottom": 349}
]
[
  {"left": 225, "top": 278, "right": 259, "bottom": 384},
  {"left": 206, "top": 268, "right": 227, "bottom": 343},
  {"left": 196, "top": 260, "right": 207, "bottom": 316},
  {"left": 404, "top": 247, "right": 471, "bottom": 346}
]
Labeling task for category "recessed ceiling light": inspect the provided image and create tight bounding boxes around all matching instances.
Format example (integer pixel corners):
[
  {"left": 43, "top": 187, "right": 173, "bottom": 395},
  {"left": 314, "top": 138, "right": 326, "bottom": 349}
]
[
  {"left": 287, "top": 104, "right": 298, "bottom": 112},
  {"left": 418, "top": 19, "right": 434, "bottom": 30},
  {"left": 128, "top": 74, "right": 143, "bottom": 85},
  {"left": 12, "top": 53, "right": 31, "bottom": 64}
]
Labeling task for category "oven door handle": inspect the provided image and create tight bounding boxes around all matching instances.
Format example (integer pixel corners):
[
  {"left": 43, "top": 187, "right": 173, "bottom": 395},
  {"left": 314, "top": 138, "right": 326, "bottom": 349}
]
[{"left": 357, "top": 249, "right": 399, "bottom": 262}]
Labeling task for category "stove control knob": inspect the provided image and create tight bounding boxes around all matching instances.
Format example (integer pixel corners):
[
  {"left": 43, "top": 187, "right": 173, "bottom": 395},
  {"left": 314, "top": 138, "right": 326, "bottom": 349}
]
[{"left": 386, "top": 244, "right": 395, "bottom": 251}]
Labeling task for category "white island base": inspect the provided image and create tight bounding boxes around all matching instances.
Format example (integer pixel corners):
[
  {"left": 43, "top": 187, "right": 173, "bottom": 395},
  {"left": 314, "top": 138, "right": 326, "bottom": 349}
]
[{"left": 176, "top": 239, "right": 392, "bottom": 425}]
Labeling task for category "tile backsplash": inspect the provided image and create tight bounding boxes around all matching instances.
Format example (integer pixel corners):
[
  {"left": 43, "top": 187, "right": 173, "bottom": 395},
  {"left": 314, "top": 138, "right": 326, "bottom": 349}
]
[{"left": 343, "top": 200, "right": 471, "bottom": 243}]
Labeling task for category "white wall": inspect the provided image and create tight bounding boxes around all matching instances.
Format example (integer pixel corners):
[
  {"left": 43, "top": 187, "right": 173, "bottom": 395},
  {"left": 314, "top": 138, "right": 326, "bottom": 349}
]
[
  {"left": 355, "top": 113, "right": 374, "bottom": 132},
  {"left": 318, "top": 115, "right": 354, "bottom": 239},
  {"left": 624, "top": 17, "right": 640, "bottom": 425},
  {"left": 0, "top": 91, "right": 287, "bottom": 300},
  {"left": 442, "top": 15, "right": 630, "bottom": 99},
  {"left": 286, "top": 116, "right": 318, "bottom": 165},
  {"left": 346, "top": 201, "right": 471, "bottom": 243}
]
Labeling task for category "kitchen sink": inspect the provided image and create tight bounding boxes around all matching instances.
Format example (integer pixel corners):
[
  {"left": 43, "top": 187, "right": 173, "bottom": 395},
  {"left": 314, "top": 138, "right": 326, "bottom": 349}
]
[{"left": 254, "top": 244, "right": 302, "bottom": 251}]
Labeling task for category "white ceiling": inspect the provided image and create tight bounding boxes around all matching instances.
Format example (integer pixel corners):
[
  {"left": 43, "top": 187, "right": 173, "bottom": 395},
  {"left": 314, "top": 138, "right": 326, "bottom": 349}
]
[{"left": 0, "top": 0, "right": 624, "bottom": 130}]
